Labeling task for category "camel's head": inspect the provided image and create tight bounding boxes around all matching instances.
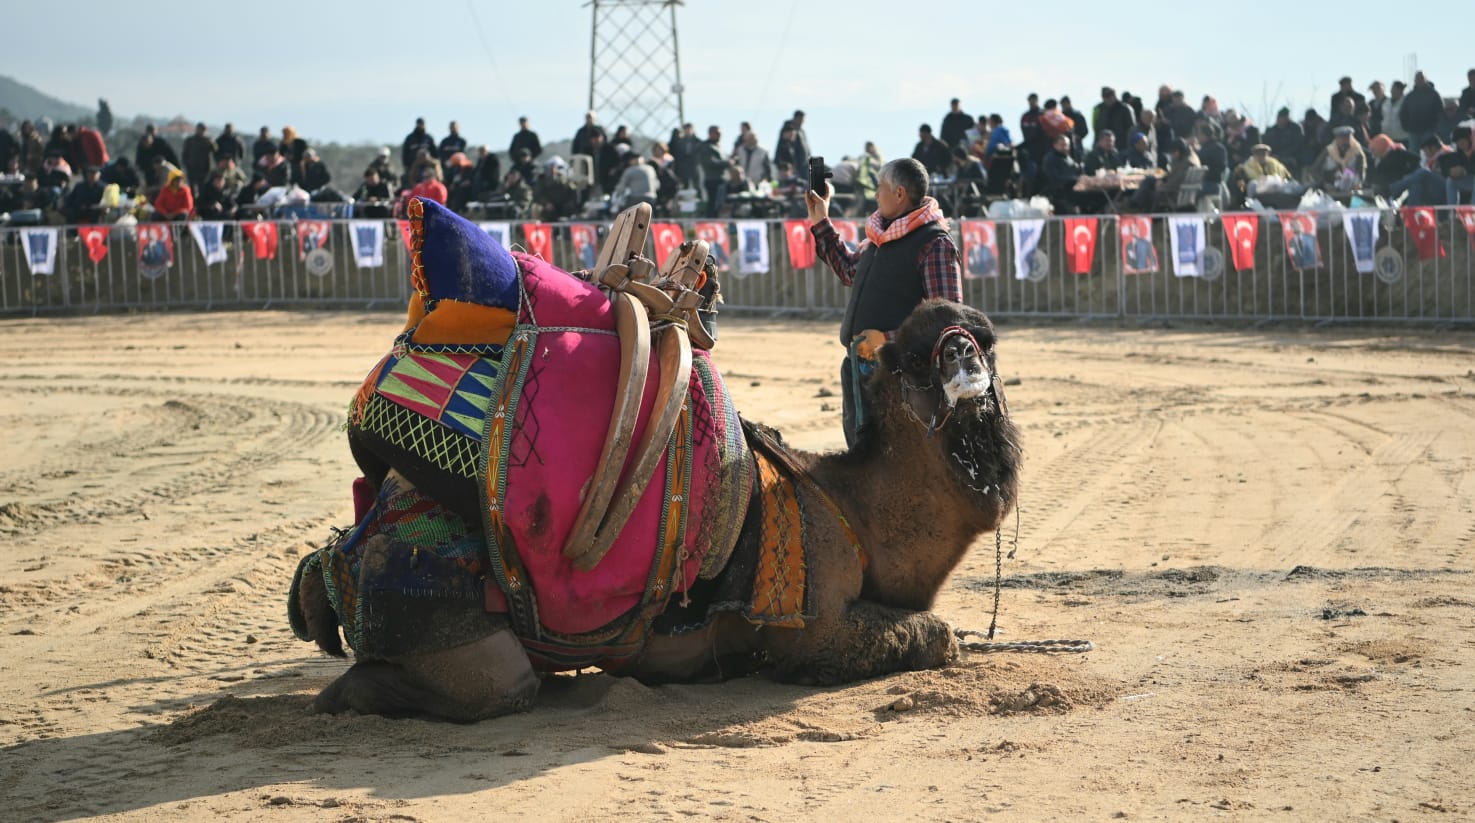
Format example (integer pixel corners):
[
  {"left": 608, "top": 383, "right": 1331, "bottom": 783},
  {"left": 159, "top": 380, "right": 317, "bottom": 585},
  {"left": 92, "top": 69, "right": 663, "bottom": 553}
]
[{"left": 874, "top": 300, "right": 1020, "bottom": 522}]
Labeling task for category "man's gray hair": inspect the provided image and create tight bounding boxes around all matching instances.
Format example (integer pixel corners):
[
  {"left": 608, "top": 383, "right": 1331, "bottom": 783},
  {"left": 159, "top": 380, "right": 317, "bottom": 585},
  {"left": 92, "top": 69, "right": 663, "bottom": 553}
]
[{"left": 879, "top": 158, "right": 929, "bottom": 204}]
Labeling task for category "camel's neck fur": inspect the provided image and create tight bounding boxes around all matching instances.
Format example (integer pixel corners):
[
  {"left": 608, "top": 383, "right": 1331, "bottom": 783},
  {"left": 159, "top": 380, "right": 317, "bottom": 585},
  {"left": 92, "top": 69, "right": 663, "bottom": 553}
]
[{"left": 806, "top": 380, "right": 1016, "bottom": 611}]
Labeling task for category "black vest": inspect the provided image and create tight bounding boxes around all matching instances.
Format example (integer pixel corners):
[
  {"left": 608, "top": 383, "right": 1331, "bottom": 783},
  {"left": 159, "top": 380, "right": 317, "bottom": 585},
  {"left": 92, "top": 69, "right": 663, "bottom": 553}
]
[{"left": 839, "top": 221, "right": 949, "bottom": 343}]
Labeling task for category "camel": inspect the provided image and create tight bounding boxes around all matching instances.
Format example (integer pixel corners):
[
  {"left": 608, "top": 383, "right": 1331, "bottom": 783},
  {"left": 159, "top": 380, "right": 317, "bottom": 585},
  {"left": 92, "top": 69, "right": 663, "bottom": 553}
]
[{"left": 289, "top": 201, "right": 1019, "bottom": 722}]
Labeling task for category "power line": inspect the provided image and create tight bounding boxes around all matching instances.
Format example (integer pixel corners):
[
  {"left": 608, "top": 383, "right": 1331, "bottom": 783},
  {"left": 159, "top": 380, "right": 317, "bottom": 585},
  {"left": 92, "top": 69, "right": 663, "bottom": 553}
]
[
  {"left": 465, "top": 0, "right": 513, "bottom": 109},
  {"left": 754, "top": 0, "right": 800, "bottom": 114}
]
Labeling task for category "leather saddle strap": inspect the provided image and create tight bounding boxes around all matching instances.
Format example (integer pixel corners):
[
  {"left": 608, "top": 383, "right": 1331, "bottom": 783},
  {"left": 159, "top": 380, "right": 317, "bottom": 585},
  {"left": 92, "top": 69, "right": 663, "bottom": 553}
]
[
  {"left": 572, "top": 321, "right": 693, "bottom": 571},
  {"left": 561, "top": 290, "right": 651, "bottom": 562}
]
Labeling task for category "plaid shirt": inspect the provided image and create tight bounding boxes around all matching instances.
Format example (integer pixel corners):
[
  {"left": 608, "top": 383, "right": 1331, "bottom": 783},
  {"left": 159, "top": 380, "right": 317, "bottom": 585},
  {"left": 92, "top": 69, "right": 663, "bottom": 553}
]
[{"left": 810, "top": 218, "right": 963, "bottom": 337}]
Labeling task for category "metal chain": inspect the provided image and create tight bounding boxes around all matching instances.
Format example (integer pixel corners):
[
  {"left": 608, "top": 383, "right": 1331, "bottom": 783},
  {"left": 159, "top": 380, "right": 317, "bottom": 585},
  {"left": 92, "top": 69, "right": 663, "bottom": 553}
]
[{"left": 969, "top": 499, "right": 1093, "bottom": 654}]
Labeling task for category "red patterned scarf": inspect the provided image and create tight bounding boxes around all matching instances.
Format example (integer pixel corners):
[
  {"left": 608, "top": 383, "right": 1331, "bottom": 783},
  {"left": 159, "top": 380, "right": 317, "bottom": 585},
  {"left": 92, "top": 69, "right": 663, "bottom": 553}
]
[{"left": 865, "top": 196, "right": 947, "bottom": 246}]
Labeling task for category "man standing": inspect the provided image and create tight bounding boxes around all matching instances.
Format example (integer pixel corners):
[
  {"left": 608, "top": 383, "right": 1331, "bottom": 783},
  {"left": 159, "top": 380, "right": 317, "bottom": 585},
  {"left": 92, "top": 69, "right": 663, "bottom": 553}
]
[
  {"left": 940, "top": 98, "right": 973, "bottom": 149},
  {"left": 181, "top": 122, "right": 216, "bottom": 191},
  {"left": 1368, "top": 82, "right": 1389, "bottom": 136},
  {"left": 572, "top": 111, "right": 606, "bottom": 158},
  {"left": 439, "top": 121, "right": 467, "bottom": 165},
  {"left": 252, "top": 126, "right": 274, "bottom": 166},
  {"left": 805, "top": 157, "right": 963, "bottom": 446},
  {"left": 1383, "top": 81, "right": 1410, "bottom": 142},
  {"left": 1019, "top": 93, "right": 1045, "bottom": 182},
  {"left": 1401, "top": 72, "right": 1444, "bottom": 149},
  {"left": 510, "top": 117, "right": 541, "bottom": 161},
  {"left": 699, "top": 126, "right": 728, "bottom": 217},
  {"left": 1096, "top": 87, "right": 1136, "bottom": 149},
  {"left": 911, "top": 124, "right": 950, "bottom": 176},
  {"left": 671, "top": 122, "right": 702, "bottom": 190},
  {"left": 1439, "top": 125, "right": 1473, "bottom": 205},
  {"left": 402, "top": 118, "right": 437, "bottom": 174},
  {"left": 782, "top": 110, "right": 811, "bottom": 174},
  {"left": 733, "top": 130, "right": 772, "bottom": 184},
  {"left": 1061, "top": 95, "right": 1090, "bottom": 149},
  {"left": 1330, "top": 77, "right": 1367, "bottom": 119},
  {"left": 1461, "top": 69, "right": 1475, "bottom": 120},
  {"left": 214, "top": 124, "right": 243, "bottom": 165}
]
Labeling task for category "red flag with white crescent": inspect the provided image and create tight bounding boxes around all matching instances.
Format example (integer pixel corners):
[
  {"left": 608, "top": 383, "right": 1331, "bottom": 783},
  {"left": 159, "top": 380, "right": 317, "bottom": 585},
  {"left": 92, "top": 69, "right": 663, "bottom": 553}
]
[
  {"left": 694, "top": 221, "right": 730, "bottom": 271},
  {"left": 244, "top": 221, "right": 279, "bottom": 260},
  {"left": 297, "top": 220, "right": 330, "bottom": 259},
  {"left": 81, "top": 226, "right": 110, "bottom": 264},
  {"left": 1457, "top": 206, "right": 1475, "bottom": 249},
  {"left": 960, "top": 219, "right": 999, "bottom": 278},
  {"left": 1221, "top": 214, "right": 1259, "bottom": 271},
  {"left": 1402, "top": 207, "right": 1445, "bottom": 261},
  {"left": 522, "top": 222, "right": 553, "bottom": 261},
  {"left": 784, "top": 219, "right": 815, "bottom": 269},
  {"left": 651, "top": 222, "right": 685, "bottom": 268},
  {"left": 568, "top": 223, "right": 599, "bottom": 270},
  {"left": 1064, "top": 217, "right": 1097, "bottom": 274}
]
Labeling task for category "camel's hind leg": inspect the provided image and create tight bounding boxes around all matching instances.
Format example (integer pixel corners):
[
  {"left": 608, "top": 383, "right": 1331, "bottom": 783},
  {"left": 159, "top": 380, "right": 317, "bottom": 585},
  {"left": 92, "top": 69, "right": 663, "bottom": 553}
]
[
  {"left": 315, "top": 629, "right": 539, "bottom": 722},
  {"left": 761, "top": 600, "right": 959, "bottom": 686}
]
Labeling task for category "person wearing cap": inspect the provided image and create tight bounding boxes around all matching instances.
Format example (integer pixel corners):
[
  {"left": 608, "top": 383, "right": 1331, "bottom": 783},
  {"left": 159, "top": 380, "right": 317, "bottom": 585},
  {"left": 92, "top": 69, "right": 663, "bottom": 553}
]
[
  {"left": 1121, "top": 131, "right": 1156, "bottom": 169},
  {"left": 1330, "top": 76, "right": 1367, "bottom": 120},
  {"left": 182, "top": 122, "right": 216, "bottom": 191},
  {"left": 510, "top": 117, "right": 541, "bottom": 162},
  {"left": 1306, "top": 125, "right": 1366, "bottom": 189},
  {"left": 1235, "top": 144, "right": 1290, "bottom": 184},
  {"left": 1438, "top": 125, "right": 1474, "bottom": 205},
  {"left": 153, "top": 167, "right": 194, "bottom": 221},
  {"left": 365, "top": 147, "right": 397, "bottom": 189},
  {"left": 1365, "top": 134, "right": 1420, "bottom": 197}
]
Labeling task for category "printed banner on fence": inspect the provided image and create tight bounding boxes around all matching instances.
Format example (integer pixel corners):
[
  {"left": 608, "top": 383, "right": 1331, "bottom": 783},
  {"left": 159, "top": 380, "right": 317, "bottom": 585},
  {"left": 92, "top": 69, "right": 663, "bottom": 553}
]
[
  {"left": 244, "top": 221, "right": 279, "bottom": 260},
  {"left": 522, "top": 222, "right": 553, "bottom": 261},
  {"left": 568, "top": 223, "right": 599, "bottom": 270},
  {"left": 960, "top": 219, "right": 999, "bottom": 278},
  {"left": 80, "top": 225, "right": 110, "bottom": 264},
  {"left": 1011, "top": 219, "right": 1044, "bottom": 280},
  {"left": 1168, "top": 215, "right": 1206, "bottom": 277},
  {"left": 1119, "top": 215, "right": 1158, "bottom": 274},
  {"left": 297, "top": 220, "right": 330, "bottom": 259},
  {"left": 651, "top": 222, "right": 685, "bottom": 268},
  {"left": 189, "top": 221, "right": 228, "bottom": 265},
  {"left": 1341, "top": 210, "right": 1379, "bottom": 274},
  {"left": 1458, "top": 206, "right": 1475, "bottom": 249},
  {"left": 21, "top": 227, "right": 58, "bottom": 275},
  {"left": 1278, "top": 212, "right": 1321, "bottom": 270},
  {"left": 693, "top": 222, "right": 730, "bottom": 272},
  {"left": 1402, "top": 207, "right": 1445, "bottom": 261},
  {"left": 735, "top": 220, "right": 769, "bottom": 276},
  {"left": 137, "top": 223, "right": 175, "bottom": 274},
  {"left": 784, "top": 220, "right": 815, "bottom": 270},
  {"left": 349, "top": 220, "right": 385, "bottom": 268},
  {"left": 1221, "top": 214, "right": 1258, "bottom": 271},
  {"left": 1064, "top": 217, "right": 1097, "bottom": 274},
  {"left": 832, "top": 219, "right": 861, "bottom": 253},
  {"left": 479, "top": 222, "right": 511, "bottom": 250}
]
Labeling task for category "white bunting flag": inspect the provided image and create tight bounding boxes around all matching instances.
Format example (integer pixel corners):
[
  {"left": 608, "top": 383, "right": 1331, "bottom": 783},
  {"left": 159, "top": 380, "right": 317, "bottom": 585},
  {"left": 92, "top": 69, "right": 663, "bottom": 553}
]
[
  {"left": 735, "top": 220, "right": 769, "bottom": 277},
  {"left": 21, "top": 227, "right": 59, "bottom": 275},
  {"left": 188, "top": 221, "right": 228, "bottom": 265},
  {"left": 349, "top": 220, "right": 385, "bottom": 268},
  {"left": 1011, "top": 219, "right": 1044, "bottom": 280},
  {"left": 1341, "top": 209, "right": 1379, "bottom": 274},
  {"left": 1168, "top": 215, "right": 1207, "bottom": 277},
  {"left": 478, "top": 222, "right": 511, "bottom": 250}
]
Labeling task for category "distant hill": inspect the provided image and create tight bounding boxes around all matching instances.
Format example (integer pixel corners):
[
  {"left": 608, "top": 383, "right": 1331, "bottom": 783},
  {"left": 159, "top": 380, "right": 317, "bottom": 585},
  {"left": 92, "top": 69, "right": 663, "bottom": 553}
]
[{"left": 0, "top": 75, "right": 92, "bottom": 123}]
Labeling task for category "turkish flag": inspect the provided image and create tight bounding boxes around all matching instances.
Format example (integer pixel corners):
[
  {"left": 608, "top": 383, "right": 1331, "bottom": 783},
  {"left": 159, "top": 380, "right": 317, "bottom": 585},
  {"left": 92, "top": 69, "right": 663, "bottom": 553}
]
[
  {"left": 1456, "top": 206, "right": 1475, "bottom": 249},
  {"left": 1402, "top": 207, "right": 1445, "bottom": 261},
  {"left": 297, "top": 220, "right": 331, "bottom": 259},
  {"left": 568, "top": 223, "right": 599, "bottom": 270},
  {"left": 1063, "top": 217, "right": 1097, "bottom": 274},
  {"left": 959, "top": 219, "right": 999, "bottom": 278},
  {"left": 832, "top": 219, "right": 861, "bottom": 252},
  {"left": 80, "top": 226, "right": 110, "bottom": 264},
  {"left": 1222, "top": 214, "right": 1259, "bottom": 272},
  {"left": 522, "top": 222, "right": 553, "bottom": 261},
  {"left": 245, "top": 221, "right": 279, "bottom": 260},
  {"left": 693, "top": 221, "right": 730, "bottom": 271},
  {"left": 784, "top": 219, "right": 815, "bottom": 269},
  {"left": 651, "top": 222, "right": 685, "bottom": 268}
]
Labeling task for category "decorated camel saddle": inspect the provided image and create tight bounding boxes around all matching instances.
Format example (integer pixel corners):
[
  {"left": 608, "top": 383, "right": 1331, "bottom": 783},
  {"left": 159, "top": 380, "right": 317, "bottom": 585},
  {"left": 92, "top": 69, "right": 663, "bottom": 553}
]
[{"left": 291, "top": 198, "right": 761, "bottom": 671}]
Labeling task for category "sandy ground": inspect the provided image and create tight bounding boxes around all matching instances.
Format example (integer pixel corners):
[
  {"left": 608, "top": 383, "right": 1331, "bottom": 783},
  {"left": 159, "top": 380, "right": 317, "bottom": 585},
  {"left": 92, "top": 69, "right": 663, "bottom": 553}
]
[{"left": 2, "top": 310, "right": 1474, "bottom": 822}]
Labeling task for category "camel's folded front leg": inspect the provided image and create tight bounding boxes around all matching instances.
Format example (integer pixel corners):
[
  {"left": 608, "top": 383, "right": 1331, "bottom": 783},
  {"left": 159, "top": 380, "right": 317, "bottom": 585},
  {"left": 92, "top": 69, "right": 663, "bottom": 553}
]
[{"left": 763, "top": 600, "right": 959, "bottom": 686}]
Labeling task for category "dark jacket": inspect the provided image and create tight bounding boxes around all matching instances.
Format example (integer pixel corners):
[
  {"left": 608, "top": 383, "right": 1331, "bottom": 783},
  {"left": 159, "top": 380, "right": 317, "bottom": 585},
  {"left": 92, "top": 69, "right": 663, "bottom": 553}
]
[
  {"left": 215, "top": 132, "right": 244, "bottom": 163},
  {"left": 1040, "top": 149, "right": 1081, "bottom": 194},
  {"left": 1400, "top": 84, "right": 1443, "bottom": 135},
  {"left": 438, "top": 134, "right": 467, "bottom": 164},
  {"left": 572, "top": 124, "right": 607, "bottom": 158},
  {"left": 1263, "top": 122, "right": 1303, "bottom": 164},
  {"left": 509, "top": 128, "right": 541, "bottom": 160},
  {"left": 101, "top": 160, "right": 141, "bottom": 194},
  {"left": 1330, "top": 89, "right": 1367, "bottom": 116},
  {"left": 1083, "top": 146, "right": 1120, "bottom": 176},
  {"left": 1062, "top": 106, "right": 1090, "bottom": 145},
  {"left": 1163, "top": 102, "right": 1198, "bottom": 143},
  {"left": 940, "top": 109, "right": 973, "bottom": 147},
  {"left": 301, "top": 161, "right": 331, "bottom": 191},
  {"left": 1098, "top": 101, "right": 1136, "bottom": 148},
  {"left": 195, "top": 182, "right": 236, "bottom": 219},
  {"left": 252, "top": 137, "right": 274, "bottom": 164},
  {"left": 839, "top": 220, "right": 948, "bottom": 343},
  {"left": 401, "top": 127, "right": 437, "bottom": 170},
  {"left": 1198, "top": 139, "right": 1230, "bottom": 185},
  {"left": 911, "top": 138, "right": 950, "bottom": 176},
  {"left": 1367, "top": 147, "right": 1421, "bottom": 194},
  {"left": 182, "top": 134, "right": 216, "bottom": 181}
]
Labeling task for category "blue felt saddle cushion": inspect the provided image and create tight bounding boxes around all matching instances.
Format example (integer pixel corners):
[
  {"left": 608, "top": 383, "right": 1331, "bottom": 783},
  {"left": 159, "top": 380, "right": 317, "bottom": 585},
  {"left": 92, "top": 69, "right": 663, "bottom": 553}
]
[{"left": 416, "top": 197, "right": 519, "bottom": 310}]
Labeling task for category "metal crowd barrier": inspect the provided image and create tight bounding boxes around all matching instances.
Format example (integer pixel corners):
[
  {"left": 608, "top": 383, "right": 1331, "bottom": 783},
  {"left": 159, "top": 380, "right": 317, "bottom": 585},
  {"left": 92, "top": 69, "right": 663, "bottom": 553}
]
[{"left": 1, "top": 209, "right": 1471, "bottom": 322}]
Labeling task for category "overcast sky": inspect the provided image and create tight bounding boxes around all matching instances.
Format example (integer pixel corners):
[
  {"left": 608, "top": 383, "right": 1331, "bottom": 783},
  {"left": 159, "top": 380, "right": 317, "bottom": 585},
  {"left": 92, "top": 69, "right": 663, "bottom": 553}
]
[{"left": 3, "top": 1, "right": 1466, "bottom": 162}]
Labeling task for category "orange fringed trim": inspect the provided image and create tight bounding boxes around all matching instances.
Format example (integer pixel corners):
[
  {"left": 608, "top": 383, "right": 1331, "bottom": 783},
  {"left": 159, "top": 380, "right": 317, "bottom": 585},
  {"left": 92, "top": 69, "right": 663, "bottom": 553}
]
[
  {"left": 407, "top": 197, "right": 428, "bottom": 299},
  {"left": 749, "top": 451, "right": 808, "bottom": 627}
]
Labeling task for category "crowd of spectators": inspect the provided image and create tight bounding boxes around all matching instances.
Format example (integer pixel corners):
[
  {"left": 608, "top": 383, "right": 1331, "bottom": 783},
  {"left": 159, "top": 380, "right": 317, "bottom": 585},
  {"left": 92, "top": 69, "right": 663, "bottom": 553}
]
[{"left": 2, "top": 69, "right": 1472, "bottom": 228}]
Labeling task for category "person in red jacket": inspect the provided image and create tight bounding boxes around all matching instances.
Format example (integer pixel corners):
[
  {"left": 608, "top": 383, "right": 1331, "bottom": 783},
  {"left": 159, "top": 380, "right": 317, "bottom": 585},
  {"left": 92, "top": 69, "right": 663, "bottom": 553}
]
[
  {"left": 409, "top": 166, "right": 448, "bottom": 205},
  {"left": 153, "top": 168, "right": 194, "bottom": 220}
]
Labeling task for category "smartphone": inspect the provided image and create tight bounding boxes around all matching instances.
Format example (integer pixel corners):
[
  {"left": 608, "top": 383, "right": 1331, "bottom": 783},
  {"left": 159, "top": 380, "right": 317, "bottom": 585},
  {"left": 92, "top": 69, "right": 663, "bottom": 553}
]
[{"left": 809, "top": 157, "right": 832, "bottom": 195}]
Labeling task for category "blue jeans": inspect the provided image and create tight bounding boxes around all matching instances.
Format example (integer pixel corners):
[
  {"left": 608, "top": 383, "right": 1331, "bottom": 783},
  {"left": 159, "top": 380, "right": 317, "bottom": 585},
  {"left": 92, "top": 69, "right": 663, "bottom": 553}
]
[
  {"left": 1447, "top": 173, "right": 1473, "bottom": 205},
  {"left": 1391, "top": 168, "right": 1449, "bottom": 206}
]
